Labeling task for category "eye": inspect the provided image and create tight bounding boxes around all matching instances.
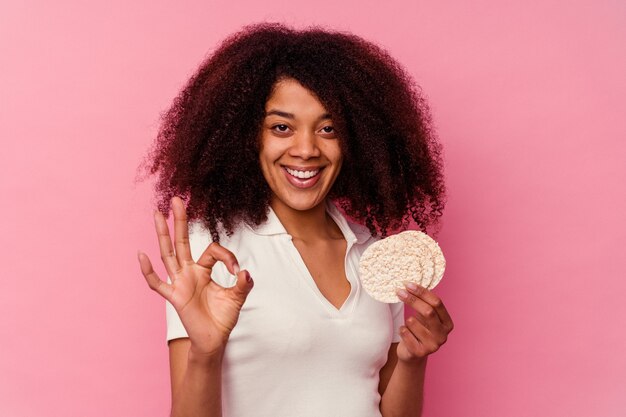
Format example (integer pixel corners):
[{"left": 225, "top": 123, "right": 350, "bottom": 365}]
[
  {"left": 319, "top": 125, "right": 337, "bottom": 138},
  {"left": 271, "top": 124, "right": 291, "bottom": 134},
  {"left": 274, "top": 124, "right": 289, "bottom": 132}
]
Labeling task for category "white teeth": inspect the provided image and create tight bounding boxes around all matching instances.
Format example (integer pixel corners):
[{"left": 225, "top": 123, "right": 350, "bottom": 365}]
[{"left": 285, "top": 167, "right": 320, "bottom": 179}]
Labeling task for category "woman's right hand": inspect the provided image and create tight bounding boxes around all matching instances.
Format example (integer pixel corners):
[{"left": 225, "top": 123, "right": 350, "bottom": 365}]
[{"left": 137, "top": 196, "right": 254, "bottom": 358}]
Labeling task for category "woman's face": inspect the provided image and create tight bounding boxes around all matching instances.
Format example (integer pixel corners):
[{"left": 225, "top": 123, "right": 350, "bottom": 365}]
[{"left": 259, "top": 77, "right": 343, "bottom": 213}]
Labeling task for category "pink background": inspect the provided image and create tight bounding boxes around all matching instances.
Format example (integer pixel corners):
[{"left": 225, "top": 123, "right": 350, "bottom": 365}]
[{"left": 1, "top": 0, "right": 625, "bottom": 416}]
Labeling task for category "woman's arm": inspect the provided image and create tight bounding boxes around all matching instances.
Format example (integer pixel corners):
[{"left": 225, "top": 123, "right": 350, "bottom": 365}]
[
  {"left": 137, "top": 197, "right": 254, "bottom": 417},
  {"left": 379, "top": 348, "right": 427, "bottom": 417},
  {"left": 169, "top": 338, "right": 224, "bottom": 417},
  {"left": 380, "top": 284, "right": 453, "bottom": 417}
]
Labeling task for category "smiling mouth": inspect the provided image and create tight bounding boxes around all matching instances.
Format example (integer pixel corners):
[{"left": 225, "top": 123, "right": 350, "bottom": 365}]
[
  {"left": 281, "top": 166, "right": 324, "bottom": 188},
  {"left": 284, "top": 167, "right": 321, "bottom": 178}
]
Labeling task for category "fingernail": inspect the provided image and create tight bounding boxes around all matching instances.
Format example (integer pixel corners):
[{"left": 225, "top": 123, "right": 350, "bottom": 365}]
[
  {"left": 396, "top": 289, "right": 409, "bottom": 300},
  {"left": 406, "top": 282, "right": 418, "bottom": 291},
  {"left": 245, "top": 271, "right": 252, "bottom": 283},
  {"left": 233, "top": 263, "right": 240, "bottom": 275}
]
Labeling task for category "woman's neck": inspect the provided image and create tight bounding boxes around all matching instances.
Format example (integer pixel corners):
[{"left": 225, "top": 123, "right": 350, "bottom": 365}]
[{"left": 270, "top": 198, "right": 343, "bottom": 242}]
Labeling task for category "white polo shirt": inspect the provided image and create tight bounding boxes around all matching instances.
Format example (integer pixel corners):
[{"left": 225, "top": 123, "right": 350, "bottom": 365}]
[{"left": 166, "top": 199, "right": 404, "bottom": 417}]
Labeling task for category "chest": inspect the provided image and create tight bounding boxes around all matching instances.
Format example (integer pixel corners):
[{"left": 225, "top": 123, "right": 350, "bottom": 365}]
[
  {"left": 292, "top": 239, "right": 350, "bottom": 310},
  {"left": 229, "top": 260, "right": 393, "bottom": 366},
  {"left": 223, "top": 234, "right": 394, "bottom": 376}
]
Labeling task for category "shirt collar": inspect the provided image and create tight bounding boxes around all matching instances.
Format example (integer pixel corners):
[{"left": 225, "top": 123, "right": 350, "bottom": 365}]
[{"left": 247, "top": 200, "right": 370, "bottom": 244}]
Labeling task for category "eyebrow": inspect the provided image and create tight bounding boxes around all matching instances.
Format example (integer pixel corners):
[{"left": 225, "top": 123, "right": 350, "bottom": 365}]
[{"left": 264, "top": 109, "right": 332, "bottom": 121}]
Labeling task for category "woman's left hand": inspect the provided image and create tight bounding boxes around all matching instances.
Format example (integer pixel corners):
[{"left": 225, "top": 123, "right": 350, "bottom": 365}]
[{"left": 395, "top": 283, "right": 454, "bottom": 364}]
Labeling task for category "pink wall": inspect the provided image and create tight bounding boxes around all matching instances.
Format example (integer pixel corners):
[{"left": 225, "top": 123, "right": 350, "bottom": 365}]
[{"left": 1, "top": 0, "right": 624, "bottom": 416}]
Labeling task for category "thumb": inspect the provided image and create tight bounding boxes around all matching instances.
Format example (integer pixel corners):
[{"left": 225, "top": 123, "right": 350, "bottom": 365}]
[{"left": 231, "top": 269, "right": 254, "bottom": 302}]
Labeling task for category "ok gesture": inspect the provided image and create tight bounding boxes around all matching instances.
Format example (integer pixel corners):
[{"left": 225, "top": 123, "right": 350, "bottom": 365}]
[{"left": 137, "top": 197, "right": 254, "bottom": 357}]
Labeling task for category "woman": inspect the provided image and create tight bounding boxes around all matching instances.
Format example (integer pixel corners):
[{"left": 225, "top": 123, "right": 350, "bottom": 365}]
[{"left": 137, "top": 23, "right": 453, "bottom": 417}]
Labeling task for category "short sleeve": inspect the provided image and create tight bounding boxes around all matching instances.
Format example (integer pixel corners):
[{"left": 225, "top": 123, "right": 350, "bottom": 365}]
[
  {"left": 389, "top": 301, "right": 405, "bottom": 343},
  {"left": 165, "top": 222, "right": 234, "bottom": 343}
]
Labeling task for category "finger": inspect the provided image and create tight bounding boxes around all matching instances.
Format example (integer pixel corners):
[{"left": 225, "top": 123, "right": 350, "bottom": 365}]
[
  {"left": 403, "top": 283, "right": 453, "bottom": 329},
  {"left": 229, "top": 269, "right": 254, "bottom": 302},
  {"left": 396, "top": 287, "right": 444, "bottom": 328},
  {"left": 154, "top": 210, "right": 181, "bottom": 278},
  {"left": 197, "top": 242, "right": 240, "bottom": 275},
  {"left": 171, "top": 197, "right": 193, "bottom": 265},
  {"left": 137, "top": 251, "right": 174, "bottom": 301},
  {"left": 398, "top": 291, "right": 443, "bottom": 331},
  {"left": 406, "top": 315, "right": 447, "bottom": 347},
  {"left": 398, "top": 325, "right": 428, "bottom": 358}
]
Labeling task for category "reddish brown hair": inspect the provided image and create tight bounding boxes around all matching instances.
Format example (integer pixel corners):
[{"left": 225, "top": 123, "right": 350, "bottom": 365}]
[{"left": 141, "top": 22, "right": 446, "bottom": 242}]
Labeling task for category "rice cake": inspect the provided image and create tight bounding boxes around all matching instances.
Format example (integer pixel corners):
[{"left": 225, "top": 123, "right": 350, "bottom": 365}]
[{"left": 358, "top": 230, "right": 446, "bottom": 303}]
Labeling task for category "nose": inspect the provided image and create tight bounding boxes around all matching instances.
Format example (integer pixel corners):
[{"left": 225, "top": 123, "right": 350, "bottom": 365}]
[{"left": 288, "top": 130, "right": 321, "bottom": 159}]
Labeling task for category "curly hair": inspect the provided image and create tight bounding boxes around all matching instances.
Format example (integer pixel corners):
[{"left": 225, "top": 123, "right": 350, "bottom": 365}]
[{"left": 140, "top": 22, "right": 446, "bottom": 243}]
